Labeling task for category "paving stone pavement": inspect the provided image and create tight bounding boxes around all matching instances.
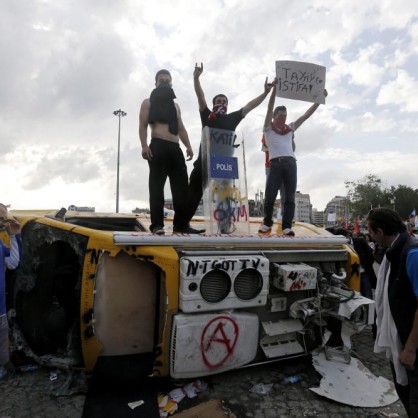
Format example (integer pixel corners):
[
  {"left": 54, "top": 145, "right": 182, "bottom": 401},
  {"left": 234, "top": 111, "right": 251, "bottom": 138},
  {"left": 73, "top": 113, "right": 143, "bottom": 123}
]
[{"left": 0, "top": 327, "right": 408, "bottom": 418}]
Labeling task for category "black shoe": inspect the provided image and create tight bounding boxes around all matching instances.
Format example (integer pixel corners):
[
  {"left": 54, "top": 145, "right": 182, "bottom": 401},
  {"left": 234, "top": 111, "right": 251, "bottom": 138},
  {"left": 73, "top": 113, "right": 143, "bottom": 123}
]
[
  {"left": 150, "top": 226, "right": 165, "bottom": 235},
  {"left": 173, "top": 226, "right": 205, "bottom": 234}
]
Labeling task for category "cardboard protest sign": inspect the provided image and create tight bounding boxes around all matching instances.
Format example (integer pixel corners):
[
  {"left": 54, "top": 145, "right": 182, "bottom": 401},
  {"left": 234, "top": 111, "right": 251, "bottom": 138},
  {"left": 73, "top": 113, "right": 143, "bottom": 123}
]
[
  {"left": 327, "top": 212, "right": 336, "bottom": 222},
  {"left": 275, "top": 61, "right": 326, "bottom": 104}
]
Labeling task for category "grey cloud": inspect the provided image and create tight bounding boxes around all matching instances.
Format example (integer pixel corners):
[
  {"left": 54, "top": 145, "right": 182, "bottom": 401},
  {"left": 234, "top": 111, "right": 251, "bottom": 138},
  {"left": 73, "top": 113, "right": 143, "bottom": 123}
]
[
  {"left": 0, "top": 2, "right": 134, "bottom": 120},
  {"left": 22, "top": 148, "right": 102, "bottom": 190}
]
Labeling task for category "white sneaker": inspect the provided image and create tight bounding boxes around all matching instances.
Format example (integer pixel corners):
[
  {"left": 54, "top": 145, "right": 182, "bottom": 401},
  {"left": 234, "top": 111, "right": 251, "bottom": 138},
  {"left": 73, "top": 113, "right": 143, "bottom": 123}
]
[
  {"left": 283, "top": 228, "right": 295, "bottom": 237},
  {"left": 258, "top": 225, "right": 272, "bottom": 233}
]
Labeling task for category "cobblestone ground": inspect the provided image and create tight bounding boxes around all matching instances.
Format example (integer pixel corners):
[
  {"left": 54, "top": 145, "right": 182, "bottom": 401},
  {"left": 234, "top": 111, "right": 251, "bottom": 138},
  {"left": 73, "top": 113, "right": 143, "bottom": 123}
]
[
  {"left": 0, "top": 327, "right": 408, "bottom": 418},
  {"left": 203, "top": 327, "right": 408, "bottom": 417}
]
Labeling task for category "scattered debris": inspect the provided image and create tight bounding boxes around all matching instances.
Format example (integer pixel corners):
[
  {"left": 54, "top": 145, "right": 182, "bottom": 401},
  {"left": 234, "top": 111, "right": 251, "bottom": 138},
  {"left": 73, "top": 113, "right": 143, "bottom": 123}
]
[
  {"left": 282, "top": 375, "right": 301, "bottom": 385},
  {"left": 174, "top": 399, "right": 236, "bottom": 418},
  {"left": 324, "top": 346, "right": 351, "bottom": 364},
  {"left": 127, "top": 399, "right": 145, "bottom": 410},
  {"left": 249, "top": 382, "right": 274, "bottom": 394},
  {"left": 18, "top": 364, "right": 40, "bottom": 372},
  {"left": 158, "top": 380, "right": 208, "bottom": 417},
  {"left": 310, "top": 349, "right": 398, "bottom": 407},
  {"left": 49, "top": 369, "right": 88, "bottom": 397},
  {"left": 158, "top": 395, "right": 179, "bottom": 417},
  {"left": 302, "top": 410, "right": 318, "bottom": 417}
]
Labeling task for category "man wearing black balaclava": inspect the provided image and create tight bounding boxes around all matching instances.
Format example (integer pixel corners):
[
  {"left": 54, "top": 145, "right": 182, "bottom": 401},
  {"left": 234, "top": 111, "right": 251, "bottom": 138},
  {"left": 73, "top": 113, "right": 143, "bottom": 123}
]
[{"left": 139, "top": 69, "right": 201, "bottom": 235}]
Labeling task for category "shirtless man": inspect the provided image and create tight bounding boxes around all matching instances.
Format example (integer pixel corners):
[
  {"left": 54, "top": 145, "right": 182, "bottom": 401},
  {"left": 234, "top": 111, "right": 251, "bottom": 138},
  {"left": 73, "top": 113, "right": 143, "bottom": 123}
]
[{"left": 139, "top": 69, "right": 200, "bottom": 235}]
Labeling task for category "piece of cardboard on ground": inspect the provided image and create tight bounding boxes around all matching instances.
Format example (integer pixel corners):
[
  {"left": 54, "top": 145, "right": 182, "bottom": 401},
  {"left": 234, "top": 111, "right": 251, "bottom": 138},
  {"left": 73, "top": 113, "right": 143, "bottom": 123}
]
[
  {"left": 310, "top": 350, "right": 398, "bottom": 407},
  {"left": 175, "top": 398, "right": 236, "bottom": 418}
]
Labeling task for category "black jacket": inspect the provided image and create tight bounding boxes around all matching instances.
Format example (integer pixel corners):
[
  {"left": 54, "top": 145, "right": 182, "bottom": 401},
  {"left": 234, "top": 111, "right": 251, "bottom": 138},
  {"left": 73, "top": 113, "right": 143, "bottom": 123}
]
[
  {"left": 386, "top": 231, "right": 418, "bottom": 347},
  {"left": 352, "top": 237, "right": 378, "bottom": 288}
]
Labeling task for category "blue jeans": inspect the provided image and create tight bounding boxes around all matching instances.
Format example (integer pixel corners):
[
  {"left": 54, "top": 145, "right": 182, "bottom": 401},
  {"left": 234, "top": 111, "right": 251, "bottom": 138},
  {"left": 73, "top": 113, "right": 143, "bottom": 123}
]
[{"left": 263, "top": 157, "right": 296, "bottom": 230}]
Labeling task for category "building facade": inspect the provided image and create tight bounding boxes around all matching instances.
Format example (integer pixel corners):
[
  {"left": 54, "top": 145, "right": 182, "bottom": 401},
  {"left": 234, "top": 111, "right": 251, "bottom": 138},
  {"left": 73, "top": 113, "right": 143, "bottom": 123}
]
[{"left": 324, "top": 196, "right": 351, "bottom": 227}]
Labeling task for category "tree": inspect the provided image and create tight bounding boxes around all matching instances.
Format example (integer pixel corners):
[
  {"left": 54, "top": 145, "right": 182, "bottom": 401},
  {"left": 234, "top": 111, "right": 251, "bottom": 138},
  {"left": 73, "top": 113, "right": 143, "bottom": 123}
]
[
  {"left": 390, "top": 185, "right": 418, "bottom": 220},
  {"left": 345, "top": 174, "right": 418, "bottom": 220},
  {"left": 344, "top": 174, "right": 386, "bottom": 216}
]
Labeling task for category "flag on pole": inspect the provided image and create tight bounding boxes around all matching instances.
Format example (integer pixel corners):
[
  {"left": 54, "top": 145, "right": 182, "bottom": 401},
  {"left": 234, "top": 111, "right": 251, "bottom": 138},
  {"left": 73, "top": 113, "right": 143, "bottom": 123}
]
[{"left": 354, "top": 217, "right": 360, "bottom": 234}]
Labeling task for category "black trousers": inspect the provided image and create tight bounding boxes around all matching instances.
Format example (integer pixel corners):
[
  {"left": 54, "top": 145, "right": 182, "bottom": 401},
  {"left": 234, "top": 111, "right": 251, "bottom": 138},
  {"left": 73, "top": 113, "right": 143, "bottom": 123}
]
[
  {"left": 148, "top": 138, "right": 188, "bottom": 231},
  {"left": 186, "top": 156, "right": 206, "bottom": 225},
  {"left": 390, "top": 360, "right": 418, "bottom": 417}
]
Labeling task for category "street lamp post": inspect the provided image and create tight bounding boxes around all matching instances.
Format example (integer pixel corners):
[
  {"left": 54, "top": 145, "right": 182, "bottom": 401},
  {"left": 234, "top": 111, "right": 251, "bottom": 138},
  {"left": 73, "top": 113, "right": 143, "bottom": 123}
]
[
  {"left": 390, "top": 197, "right": 396, "bottom": 211},
  {"left": 113, "top": 109, "right": 127, "bottom": 213}
]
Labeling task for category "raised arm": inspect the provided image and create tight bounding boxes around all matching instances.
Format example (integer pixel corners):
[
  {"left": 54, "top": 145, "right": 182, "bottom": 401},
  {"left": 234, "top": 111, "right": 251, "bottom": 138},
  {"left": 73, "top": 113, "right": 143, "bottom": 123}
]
[
  {"left": 242, "top": 77, "right": 276, "bottom": 117},
  {"left": 193, "top": 63, "right": 207, "bottom": 111},
  {"left": 293, "top": 89, "right": 328, "bottom": 130},
  {"left": 264, "top": 83, "right": 277, "bottom": 129},
  {"left": 176, "top": 104, "right": 193, "bottom": 161}
]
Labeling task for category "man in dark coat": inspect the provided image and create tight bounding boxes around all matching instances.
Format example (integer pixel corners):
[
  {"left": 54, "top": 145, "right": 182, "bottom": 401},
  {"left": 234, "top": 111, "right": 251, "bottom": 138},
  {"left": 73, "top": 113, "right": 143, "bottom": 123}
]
[{"left": 367, "top": 208, "right": 418, "bottom": 417}]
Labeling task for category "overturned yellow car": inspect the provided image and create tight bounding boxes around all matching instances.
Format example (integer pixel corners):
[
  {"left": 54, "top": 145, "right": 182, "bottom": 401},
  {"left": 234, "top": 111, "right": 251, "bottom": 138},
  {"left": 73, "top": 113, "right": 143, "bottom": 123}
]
[{"left": 3, "top": 209, "right": 370, "bottom": 379}]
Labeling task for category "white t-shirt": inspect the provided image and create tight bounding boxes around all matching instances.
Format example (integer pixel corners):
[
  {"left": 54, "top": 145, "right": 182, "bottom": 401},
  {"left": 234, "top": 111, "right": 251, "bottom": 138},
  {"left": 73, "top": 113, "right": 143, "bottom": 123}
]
[{"left": 264, "top": 122, "right": 296, "bottom": 160}]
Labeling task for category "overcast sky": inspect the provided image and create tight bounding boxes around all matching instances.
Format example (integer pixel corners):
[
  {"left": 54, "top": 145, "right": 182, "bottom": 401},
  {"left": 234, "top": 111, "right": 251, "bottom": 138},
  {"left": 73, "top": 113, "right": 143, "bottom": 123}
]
[{"left": 2, "top": 0, "right": 418, "bottom": 213}]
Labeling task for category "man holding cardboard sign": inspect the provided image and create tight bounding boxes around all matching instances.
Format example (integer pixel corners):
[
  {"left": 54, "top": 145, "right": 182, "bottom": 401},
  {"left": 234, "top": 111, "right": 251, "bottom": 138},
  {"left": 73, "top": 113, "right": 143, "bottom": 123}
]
[{"left": 259, "top": 79, "right": 327, "bottom": 236}]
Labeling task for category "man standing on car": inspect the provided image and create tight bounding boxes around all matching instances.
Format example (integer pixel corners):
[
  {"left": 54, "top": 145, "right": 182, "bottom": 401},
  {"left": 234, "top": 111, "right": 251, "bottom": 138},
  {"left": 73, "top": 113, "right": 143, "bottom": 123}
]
[
  {"left": 0, "top": 203, "right": 21, "bottom": 379},
  {"left": 367, "top": 208, "right": 418, "bottom": 417},
  {"left": 139, "top": 69, "right": 201, "bottom": 235},
  {"left": 258, "top": 83, "right": 327, "bottom": 236},
  {"left": 186, "top": 63, "right": 275, "bottom": 227}
]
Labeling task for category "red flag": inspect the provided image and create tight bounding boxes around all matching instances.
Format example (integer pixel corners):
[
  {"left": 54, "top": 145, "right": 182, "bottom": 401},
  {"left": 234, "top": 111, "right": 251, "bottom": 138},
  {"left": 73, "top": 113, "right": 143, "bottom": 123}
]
[{"left": 354, "top": 217, "right": 360, "bottom": 234}]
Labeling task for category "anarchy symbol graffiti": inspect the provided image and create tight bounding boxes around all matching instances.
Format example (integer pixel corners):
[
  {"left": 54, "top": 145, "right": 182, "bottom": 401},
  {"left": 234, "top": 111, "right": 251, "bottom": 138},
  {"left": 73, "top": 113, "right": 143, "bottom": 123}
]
[{"left": 200, "top": 315, "right": 239, "bottom": 369}]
